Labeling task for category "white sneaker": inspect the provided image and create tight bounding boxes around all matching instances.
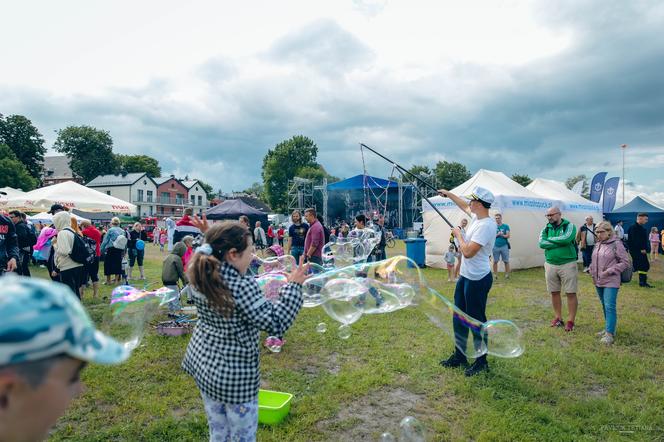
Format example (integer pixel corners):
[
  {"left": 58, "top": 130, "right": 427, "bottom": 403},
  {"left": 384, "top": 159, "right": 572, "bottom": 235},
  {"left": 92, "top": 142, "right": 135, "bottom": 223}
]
[
  {"left": 505, "top": 273, "right": 510, "bottom": 280},
  {"left": 596, "top": 330, "right": 607, "bottom": 337},
  {"left": 447, "top": 278, "right": 452, "bottom": 282},
  {"left": 600, "top": 334, "right": 614, "bottom": 345},
  {"left": 583, "top": 267, "right": 589, "bottom": 273}
]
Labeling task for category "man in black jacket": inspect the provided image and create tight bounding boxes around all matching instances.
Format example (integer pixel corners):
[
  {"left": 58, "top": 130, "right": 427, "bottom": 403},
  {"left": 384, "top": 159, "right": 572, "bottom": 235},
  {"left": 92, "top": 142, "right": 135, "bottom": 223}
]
[
  {"left": 627, "top": 212, "right": 652, "bottom": 288},
  {"left": 9, "top": 211, "right": 36, "bottom": 276},
  {"left": 0, "top": 212, "right": 19, "bottom": 275}
]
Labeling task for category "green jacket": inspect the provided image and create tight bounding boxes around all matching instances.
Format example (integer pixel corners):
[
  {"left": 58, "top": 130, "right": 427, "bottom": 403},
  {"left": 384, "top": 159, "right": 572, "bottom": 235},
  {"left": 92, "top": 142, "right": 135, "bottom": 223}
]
[
  {"left": 162, "top": 242, "right": 188, "bottom": 285},
  {"left": 539, "top": 218, "right": 578, "bottom": 265}
]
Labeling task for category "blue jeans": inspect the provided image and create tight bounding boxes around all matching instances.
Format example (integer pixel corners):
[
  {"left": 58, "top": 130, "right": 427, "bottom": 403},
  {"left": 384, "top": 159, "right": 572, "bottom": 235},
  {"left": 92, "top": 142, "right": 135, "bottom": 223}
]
[
  {"left": 291, "top": 246, "right": 304, "bottom": 264},
  {"left": 595, "top": 286, "right": 619, "bottom": 334}
]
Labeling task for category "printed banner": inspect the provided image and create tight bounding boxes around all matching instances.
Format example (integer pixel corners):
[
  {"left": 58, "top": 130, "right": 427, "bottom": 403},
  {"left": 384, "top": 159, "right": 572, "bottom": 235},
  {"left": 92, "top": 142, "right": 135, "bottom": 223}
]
[
  {"left": 423, "top": 196, "right": 600, "bottom": 213},
  {"left": 589, "top": 172, "right": 607, "bottom": 202},
  {"left": 602, "top": 177, "right": 620, "bottom": 213}
]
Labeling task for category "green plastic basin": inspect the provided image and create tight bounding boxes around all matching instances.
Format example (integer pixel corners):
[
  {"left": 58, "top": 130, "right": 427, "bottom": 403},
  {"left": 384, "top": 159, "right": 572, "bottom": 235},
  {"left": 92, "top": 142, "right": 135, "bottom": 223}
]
[{"left": 258, "top": 389, "right": 293, "bottom": 425}]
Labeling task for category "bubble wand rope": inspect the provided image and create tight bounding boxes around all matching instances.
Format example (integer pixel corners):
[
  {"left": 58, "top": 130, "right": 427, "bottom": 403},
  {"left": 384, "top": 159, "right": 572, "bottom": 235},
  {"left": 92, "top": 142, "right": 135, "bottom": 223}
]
[{"left": 360, "top": 143, "right": 454, "bottom": 228}]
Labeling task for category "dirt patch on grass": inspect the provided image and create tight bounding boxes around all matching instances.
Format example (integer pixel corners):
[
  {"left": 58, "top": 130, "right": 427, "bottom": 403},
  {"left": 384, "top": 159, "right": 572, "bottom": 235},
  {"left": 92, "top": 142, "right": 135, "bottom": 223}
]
[
  {"left": 650, "top": 307, "right": 664, "bottom": 316},
  {"left": 316, "top": 387, "right": 431, "bottom": 440}
]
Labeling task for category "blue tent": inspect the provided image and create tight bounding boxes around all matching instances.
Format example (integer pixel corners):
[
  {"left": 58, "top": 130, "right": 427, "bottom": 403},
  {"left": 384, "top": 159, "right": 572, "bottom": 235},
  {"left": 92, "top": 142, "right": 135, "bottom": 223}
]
[
  {"left": 327, "top": 175, "right": 398, "bottom": 190},
  {"left": 605, "top": 196, "right": 664, "bottom": 236}
]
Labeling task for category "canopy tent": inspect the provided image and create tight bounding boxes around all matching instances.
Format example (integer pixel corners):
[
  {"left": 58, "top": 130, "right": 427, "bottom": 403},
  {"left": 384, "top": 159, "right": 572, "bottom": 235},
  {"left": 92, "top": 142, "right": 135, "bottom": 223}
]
[
  {"left": 527, "top": 178, "right": 603, "bottom": 228},
  {"left": 2, "top": 181, "right": 136, "bottom": 214},
  {"left": 0, "top": 187, "right": 27, "bottom": 198},
  {"left": 424, "top": 170, "right": 567, "bottom": 270},
  {"left": 326, "top": 174, "right": 415, "bottom": 229},
  {"left": 28, "top": 211, "right": 91, "bottom": 224},
  {"left": 205, "top": 198, "right": 268, "bottom": 228},
  {"left": 605, "top": 196, "right": 664, "bottom": 233}
]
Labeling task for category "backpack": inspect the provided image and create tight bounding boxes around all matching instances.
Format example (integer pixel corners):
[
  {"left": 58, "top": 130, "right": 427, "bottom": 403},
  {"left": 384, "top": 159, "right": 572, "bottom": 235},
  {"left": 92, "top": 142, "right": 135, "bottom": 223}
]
[
  {"left": 113, "top": 232, "right": 128, "bottom": 249},
  {"left": 611, "top": 241, "right": 633, "bottom": 284},
  {"left": 66, "top": 229, "right": 94, "bottom": 265},
  {"left": 26, "top": 226, "right": 38, "bottom": 247}
]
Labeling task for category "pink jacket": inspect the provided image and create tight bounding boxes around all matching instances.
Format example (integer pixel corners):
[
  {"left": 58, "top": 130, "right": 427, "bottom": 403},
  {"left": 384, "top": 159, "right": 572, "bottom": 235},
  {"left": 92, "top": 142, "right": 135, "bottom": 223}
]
[{"left": 589, "top": 237, "right": 630, "bottom": 288}]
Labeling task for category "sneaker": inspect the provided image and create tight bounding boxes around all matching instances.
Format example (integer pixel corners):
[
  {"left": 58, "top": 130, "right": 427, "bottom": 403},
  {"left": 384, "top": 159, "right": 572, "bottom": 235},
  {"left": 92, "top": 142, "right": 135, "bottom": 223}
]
[
  {"left": 565, "top": 321, "right": 574, "bottom": 332},
  {"left": 600, "top": 334, "right": 614, "bottom": 345},
  {"left": 493, "top": 274, "right": 498, "bottom": 281},
  {"left": 505, "top": 273, "right": 510, "bottom": 280},
  {"left": 550, "top": 318, "right": 563, "bottom": 327},
  {"left": 464, "top": 358, "right": 489, "bottom": 377},
  {"left": 439, "top": 352, "right": 468, "bottom": 368},
  {"left": 447, "top": 278, "right": 452, "bottom": 282},
  {"left": 596, "top": 330, "right": 607, "bottom": 337}
]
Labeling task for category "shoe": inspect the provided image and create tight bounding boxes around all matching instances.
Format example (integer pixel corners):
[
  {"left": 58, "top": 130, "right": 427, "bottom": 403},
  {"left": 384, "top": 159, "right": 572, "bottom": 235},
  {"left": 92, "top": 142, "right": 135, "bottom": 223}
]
[
  {"left": 439, "top": 352, "right": 468, "bottom": 368},
  {"left": 596, "top": 330, "right": 607, "bottom": 337},
  {"left": 494, "top": 274, "right": 498, "bottom": 281},
  {"left": 505, "top": 273, "right": 510, "bottom": 280},
  {"left": 600, "top": 334, "right": 614, "bottom": 345},
  {"left": 464, "top": 358, "right": 489, "bottom": 377},
  {"left": 565, "top": 321, "right": 574, "bottom": 332},
  {"left": 583, "top": 267, "right": 589, "bottom": 273},
  {"left": 447, "top": 278, "right": 452, "bottom": 282},
  {"left": 550, "top": 318, "right": 563, "bottom": 327}
]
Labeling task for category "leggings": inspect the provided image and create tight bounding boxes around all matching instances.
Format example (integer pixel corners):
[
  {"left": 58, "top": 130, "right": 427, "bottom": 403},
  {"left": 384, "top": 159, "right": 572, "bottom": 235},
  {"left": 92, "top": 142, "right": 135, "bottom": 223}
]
[
  {"left": 201, "top": 392, "right": 258, "bottom": 442},
  {"left": 453, "top": 272, "right": 493, "bottom": 358}
]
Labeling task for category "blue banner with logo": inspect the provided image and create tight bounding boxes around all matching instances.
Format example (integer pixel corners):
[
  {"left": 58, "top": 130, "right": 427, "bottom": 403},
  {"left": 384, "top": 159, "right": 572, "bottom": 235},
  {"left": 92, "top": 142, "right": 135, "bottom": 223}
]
[
  {"left": 602, "top": 177, "right": 620, "bottom": 213},
  {"left": 589, "top": 172, "right": 607, "bottom": 202}
]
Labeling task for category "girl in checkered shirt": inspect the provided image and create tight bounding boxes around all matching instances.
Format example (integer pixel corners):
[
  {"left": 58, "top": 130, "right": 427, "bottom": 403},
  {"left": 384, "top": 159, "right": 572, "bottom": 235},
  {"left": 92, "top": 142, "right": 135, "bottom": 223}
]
[{"left": 182, "top": 221, "right": 308, "bottom": 441}]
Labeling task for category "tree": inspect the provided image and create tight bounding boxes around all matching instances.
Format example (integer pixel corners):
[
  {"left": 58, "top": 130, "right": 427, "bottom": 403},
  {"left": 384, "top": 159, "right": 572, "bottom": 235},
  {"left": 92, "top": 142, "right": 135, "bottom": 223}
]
[
  {"left": 115, "top": 154, "right": 161, "bottom": 177},
  {"left": 296, "top": 164, "right": 340, "bottom": 183},
  {"left": 434, "top": 161, "right": 471, "bottom": 190},
  {"left": 261, "top": 135, "right": 319, "bottom": 212},
  {"left": 565, "top": 174, "right": 590, "bottom": 199},
  {"left": 196, "top": 180, "right": 216, "bottom": 200},
  {"left": 0, "top": 114, "right": 46, "bottom": 181},
  {"left": 0, "top": 144, "right": 38, "bottom": 191},
  {"left": 53, "top": 126, "right": 119, "bottom": 183},
  {"left": 402, "top": 165, "right": 432, "bottom": 184},
  {"left": 242, "top": 182, "right": 265, "bottom": 199},
  {"left": 511, "top": 173, "right": 533, "bottom": 187}
]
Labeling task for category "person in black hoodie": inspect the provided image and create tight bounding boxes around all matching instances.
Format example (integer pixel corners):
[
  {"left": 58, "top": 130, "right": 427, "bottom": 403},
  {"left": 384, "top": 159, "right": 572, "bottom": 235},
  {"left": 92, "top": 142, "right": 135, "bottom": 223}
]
[
  {"left": 627, "top": 212, "right": 652, "bottom": 288},
  {"left": 9, "top": 211, "right": 36, "bottom": 276},
  {"left": 0, "top": 212, "right": 19, "bottom": 275}
]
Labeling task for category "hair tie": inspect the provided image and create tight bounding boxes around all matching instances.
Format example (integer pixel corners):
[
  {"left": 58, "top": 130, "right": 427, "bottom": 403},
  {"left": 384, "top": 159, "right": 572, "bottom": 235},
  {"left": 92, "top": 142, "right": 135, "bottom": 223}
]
[{"left": 197, "top": 244, "right": 213, "bottom": 256}]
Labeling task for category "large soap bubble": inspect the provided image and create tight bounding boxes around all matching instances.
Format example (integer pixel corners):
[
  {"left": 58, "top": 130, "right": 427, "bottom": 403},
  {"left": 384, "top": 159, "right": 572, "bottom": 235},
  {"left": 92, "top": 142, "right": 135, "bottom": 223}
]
[
  {"left": 323, "top": 227, "right": 382, "bottom": 268},
  {"left": 102, "top": 286, "right": 177, "bottom": 351}
]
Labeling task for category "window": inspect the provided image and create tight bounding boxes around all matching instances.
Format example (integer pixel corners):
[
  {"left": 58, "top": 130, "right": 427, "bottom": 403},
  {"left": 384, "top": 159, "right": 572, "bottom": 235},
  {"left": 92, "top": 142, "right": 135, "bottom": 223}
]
[
  {"left": 198, "top": 196, "right": 203, "bottom": 206},
  {"left": 106, "top": 191, "right": 111, "bottom": 195},
  {"left": 137, "top": 189, "right": 144, "bottom": 202},
  {"left": 143, "top": 180, "right": 147, "bottom": 185},
  {"left": 191, "top": 195, "right": 195, "bottom": 205},
  {"left": 161, "top": 192, "right": 169, "bottom": 204},
  {"left": 147, "top": 190, "right": 153, "bottom": 202},
  {"left": 176, "top": 193, "right": 185, "bottom": 204}
]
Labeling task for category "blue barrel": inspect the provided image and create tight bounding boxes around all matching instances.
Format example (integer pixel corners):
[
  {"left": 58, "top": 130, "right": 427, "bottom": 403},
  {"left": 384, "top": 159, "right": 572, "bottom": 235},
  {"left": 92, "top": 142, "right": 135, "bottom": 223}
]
[{"left": 404, "top": 238, "right": 427, "bottom": 268}]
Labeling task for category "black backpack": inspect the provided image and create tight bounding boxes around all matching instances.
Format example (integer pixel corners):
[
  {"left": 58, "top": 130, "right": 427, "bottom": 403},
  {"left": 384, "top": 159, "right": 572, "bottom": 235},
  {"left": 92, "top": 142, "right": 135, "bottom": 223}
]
[{"left": 66, "top": 229, "right": 95, "bottom": 265}]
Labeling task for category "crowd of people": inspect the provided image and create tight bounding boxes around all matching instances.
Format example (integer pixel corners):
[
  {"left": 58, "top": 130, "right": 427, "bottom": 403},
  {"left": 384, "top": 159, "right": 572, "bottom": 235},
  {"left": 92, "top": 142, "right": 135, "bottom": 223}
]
[{"left": 0, "top": 189, "right": 662, "bottom": 441}]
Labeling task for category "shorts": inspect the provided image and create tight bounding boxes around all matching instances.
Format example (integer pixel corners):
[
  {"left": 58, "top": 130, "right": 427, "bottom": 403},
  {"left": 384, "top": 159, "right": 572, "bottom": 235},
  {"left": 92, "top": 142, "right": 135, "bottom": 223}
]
[
  {"left": 446, "top": 263, "right": 455, "bottom": 270},
  {"left": 544, "top": 261, "right": 578, "bottom": 294},
  {"left": 492, "top": 245, "right": 510, "bottom": 263}
]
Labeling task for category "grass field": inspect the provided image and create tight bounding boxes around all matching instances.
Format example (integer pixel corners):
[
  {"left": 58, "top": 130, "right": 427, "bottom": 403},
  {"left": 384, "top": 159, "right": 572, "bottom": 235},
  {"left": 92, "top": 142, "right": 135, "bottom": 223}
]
[{"left": 39, "top": 241, "right": 664, "bottom": 441}]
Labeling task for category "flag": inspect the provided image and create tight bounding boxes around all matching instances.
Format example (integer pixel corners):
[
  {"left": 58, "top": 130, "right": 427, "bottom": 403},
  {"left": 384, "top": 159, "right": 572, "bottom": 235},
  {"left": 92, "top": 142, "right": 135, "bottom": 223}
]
[
  {"left": 602, "top": 177, "right": 620, "bottom": 213},
  {"left": 589, "top": 172, "right": 608, "bottom": 203}
]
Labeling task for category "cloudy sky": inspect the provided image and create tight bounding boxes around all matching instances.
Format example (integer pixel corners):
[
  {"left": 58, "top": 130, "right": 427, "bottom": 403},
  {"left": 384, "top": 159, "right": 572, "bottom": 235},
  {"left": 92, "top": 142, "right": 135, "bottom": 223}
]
[{"left": 1, "top": 0, "right": 663, "bottom": 205}]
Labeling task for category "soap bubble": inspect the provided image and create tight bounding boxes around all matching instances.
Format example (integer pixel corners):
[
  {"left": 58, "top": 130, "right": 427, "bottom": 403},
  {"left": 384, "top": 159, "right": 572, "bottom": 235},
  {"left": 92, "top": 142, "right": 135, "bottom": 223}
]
[
  {"left": 337, "top": 324, "right": 352, "bottom": 339},
  {"left": 399, "top": 416, "right": 426, "bottom": 442},
  {"left": 316, "top": 322, "right": 328, "bottom": 333},
  {"left": 379, "top": 432, "right": 396, "bottom": 442},
  {"left": 253, "top": 254, "right": 297, "bottom": 274},
  {"left": 323, "top": 227, "right": 382, "bottom": 268},
  {"left": 256, "top": 272, "right": 288, "bottom": 302},
  {"left": 481, "top": 320, "right": 525, "bottom": 358},
  {"left": 102, "top": 286, "right": 177, "bottom": 351}
]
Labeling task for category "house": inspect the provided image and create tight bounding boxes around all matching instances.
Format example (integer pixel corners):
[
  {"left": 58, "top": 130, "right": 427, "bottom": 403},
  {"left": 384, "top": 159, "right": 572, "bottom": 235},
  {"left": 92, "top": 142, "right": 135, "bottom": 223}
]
[
  {"left": 42, "top": 155, "right": 81, "bottom": 186},
  {"left": 154, "top": 176, "right": 190, "bottom": 218},
  {"left": 182, "top": 180, "right": 208, "bottom": 215},
  {"left": 86, "top": 173, "right": 158, "bottom": 217}
]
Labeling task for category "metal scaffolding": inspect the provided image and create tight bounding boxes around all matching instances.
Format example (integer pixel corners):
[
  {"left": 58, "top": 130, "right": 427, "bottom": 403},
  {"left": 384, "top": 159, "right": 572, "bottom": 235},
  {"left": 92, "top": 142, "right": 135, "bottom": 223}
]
[
  {"left": 412, "top": 172, "right": 438, "bottom": 224},
  {"left": 287, "top": 177, "right": 329, "bottom": 223}
]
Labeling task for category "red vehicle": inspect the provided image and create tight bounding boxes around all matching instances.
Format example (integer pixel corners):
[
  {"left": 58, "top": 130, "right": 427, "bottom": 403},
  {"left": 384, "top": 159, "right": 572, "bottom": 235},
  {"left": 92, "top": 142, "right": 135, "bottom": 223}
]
[{"left": 141, "top": 217, "right": 159, "bottom": 241}]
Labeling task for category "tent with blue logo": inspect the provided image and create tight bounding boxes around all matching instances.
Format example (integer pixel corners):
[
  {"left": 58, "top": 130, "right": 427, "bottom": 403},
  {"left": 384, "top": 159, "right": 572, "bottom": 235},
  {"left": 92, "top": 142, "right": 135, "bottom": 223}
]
[{"left": 605, "top": 196, "right": 664, "bottom": 233}]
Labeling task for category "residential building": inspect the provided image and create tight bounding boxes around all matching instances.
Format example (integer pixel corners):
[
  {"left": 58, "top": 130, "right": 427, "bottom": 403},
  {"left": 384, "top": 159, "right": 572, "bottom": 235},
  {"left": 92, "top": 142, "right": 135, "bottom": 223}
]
[
  {"left": 182, "top": 180, "right": 208, "bottom": 215},
  {"left": 154, "top": 176, "right": 190, "bottom": 217},
  {"left": 42, "top": 155, "right": 81, "bottom": 186},
  {"left": 86, "top": 173, "right": 158, "bottom": 217}
]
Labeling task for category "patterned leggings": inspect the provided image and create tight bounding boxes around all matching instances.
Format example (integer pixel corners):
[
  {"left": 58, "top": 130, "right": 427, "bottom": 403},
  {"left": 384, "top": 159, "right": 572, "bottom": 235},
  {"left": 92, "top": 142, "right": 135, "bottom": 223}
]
[{"left": 201, "top": 392, "right": 258, "bottom": 442}]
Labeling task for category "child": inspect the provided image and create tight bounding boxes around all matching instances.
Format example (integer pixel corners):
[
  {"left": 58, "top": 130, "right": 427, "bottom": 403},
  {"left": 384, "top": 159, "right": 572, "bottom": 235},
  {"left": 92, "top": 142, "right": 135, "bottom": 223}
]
[
  {"left": 445, "top": 244, "right": 457, "bottom": 282},
  {"left": 0, "top": 276, "right": 128, "bottom": 442},
  {"left": 159, "top": 229, "right": 167, "bottom": 252},
  {"left": 182, "top": 221, "right": 307, "bottom": 440},
  {"left": 649, "top": 227, "right": 660, "bottom": 261},
  {"left": 162, "top": 242, "right": 188, "bottom": 312},
  {"left": 182, "top": 235, "right": 195, "bottom": 271}
]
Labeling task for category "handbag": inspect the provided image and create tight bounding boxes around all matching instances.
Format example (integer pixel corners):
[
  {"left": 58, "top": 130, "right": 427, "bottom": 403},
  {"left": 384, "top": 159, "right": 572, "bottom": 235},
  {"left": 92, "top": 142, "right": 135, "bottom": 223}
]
[{"left": 612, "top": 241, "right": 632, "bottom": 284}]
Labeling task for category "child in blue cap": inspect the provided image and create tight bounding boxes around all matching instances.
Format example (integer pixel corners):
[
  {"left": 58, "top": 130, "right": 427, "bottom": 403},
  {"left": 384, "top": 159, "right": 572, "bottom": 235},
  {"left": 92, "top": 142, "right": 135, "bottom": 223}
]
[{"left": 0, "top": 276, "right": 129, "bottom": 442}]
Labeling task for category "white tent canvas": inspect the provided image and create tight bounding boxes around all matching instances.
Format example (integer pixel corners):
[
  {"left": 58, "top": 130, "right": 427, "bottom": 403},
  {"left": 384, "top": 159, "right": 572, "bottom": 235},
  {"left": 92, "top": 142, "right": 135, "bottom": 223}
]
[
  {"left": 424, "top": 170, "right": 563, "bottom": 270},
  {"left": 2, "top": 181, "right": 136, "bottom": 214},
  {"left": 0, "top": 187, "right": 27, "bottom": 198},
  {"left": 27, "top": 212, "right": 91, "bottom": 224},
  {"left": 526, "top": 178, "right": 602, "bottom": 230}
]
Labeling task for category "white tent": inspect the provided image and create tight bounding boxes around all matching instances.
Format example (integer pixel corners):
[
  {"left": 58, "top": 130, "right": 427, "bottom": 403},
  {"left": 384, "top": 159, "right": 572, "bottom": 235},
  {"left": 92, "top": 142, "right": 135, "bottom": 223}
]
[
  {"left": 0, "top": 187, "right": 27, "bottom": 198},
  {"left": 27, "top": 211, "right": 91, "bottom": 224},
  {"left": 424, "top": 170, "right": 561, "bottom": 270},
  {"left": 2, "top": 181, "right": 136, "bottom": 214},
  {"left": 526, "top": 178, "right": 602, "bottom": 229}
]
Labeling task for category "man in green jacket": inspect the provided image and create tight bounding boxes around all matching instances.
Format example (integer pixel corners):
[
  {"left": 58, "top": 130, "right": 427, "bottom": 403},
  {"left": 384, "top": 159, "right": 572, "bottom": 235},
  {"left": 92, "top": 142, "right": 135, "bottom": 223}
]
[{"left": 539, "top": 207, "right": 578, "bottom": 332}]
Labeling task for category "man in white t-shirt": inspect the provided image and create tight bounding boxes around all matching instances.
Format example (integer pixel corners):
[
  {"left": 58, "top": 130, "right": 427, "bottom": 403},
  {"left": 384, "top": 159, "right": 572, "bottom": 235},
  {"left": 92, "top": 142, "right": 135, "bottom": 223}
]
[{"left": 437, "top": 186, "right": 497, "bottom": 376}]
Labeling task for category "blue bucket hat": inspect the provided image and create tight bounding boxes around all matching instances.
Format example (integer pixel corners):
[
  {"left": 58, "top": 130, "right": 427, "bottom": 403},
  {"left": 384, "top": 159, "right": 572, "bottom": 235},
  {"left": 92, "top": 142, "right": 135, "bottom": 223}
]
[{"left": 0, "top": 276, "right": 129, "bottom": 366}]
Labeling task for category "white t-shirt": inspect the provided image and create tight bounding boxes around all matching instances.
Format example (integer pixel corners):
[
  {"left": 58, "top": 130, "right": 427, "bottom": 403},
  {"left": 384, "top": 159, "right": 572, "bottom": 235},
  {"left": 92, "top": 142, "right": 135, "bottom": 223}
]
[{"left": 460, "top": 215, "right": 497, "bottom": 281}]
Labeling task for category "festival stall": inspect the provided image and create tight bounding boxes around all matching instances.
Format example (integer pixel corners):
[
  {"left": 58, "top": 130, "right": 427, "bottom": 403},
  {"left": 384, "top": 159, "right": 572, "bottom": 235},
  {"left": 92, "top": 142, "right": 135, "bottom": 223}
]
[
  {"left": 205, "top": 198, "right": 268, "bottom": 228},
  {"left": 2, "top": 181, "right": 136, "bottom": 214},
  {"left": 526, "top": 178, "right": 603, "bottom": 229},
  {"left": 605, "top": 196, "right": 664, "bottom": 232}
]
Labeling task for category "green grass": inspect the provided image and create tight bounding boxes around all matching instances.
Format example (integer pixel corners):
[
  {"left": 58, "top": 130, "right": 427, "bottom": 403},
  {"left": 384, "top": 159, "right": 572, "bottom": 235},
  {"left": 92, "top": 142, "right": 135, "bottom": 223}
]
[{"left": 43, "top": 242, "right": 664, "bottom": 441}]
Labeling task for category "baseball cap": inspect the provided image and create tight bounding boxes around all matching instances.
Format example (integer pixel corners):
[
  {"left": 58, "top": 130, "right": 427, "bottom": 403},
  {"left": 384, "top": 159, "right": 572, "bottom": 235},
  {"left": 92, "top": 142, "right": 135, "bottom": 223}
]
[
  {"left": 48, "top": 203, "right": 66, "bottom": 214},
  {"left": 0, "top": 276, "right": 130, "bottom": 366},
  {"left": 464, "top": 186, "right": 495, "bottom": 205}
]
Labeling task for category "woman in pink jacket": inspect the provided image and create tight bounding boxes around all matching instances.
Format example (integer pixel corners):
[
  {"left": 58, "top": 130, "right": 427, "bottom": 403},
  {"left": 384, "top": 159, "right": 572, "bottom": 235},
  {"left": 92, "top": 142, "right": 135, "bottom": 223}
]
[{"left": 589, "top": 221, "right": 630, "bottom": 345}]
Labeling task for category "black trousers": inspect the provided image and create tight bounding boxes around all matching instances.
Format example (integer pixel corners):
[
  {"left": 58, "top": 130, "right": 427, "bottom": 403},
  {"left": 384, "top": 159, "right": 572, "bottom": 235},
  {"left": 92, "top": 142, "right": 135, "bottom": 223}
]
[
  {"left": 60, "top": 266, "right": 84, "bottom": 299},
  {"left": 18, "top": 250, "right": 31, "bottom": 277},
  {"left": 453, "top": 272, "right": 493, "bottom": 358},
  {"left": 630, "top": 251, "right": 650, "bottom": 273}
]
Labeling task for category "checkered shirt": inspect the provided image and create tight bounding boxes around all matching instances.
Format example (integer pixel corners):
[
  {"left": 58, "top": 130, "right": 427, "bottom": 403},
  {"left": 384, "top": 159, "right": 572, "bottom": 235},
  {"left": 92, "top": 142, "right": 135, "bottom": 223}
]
[{"left": 182, "top": 261, "right": 303, "bottom": 403}]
